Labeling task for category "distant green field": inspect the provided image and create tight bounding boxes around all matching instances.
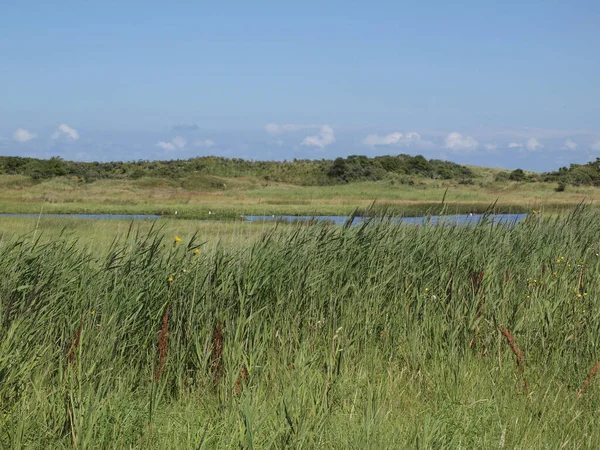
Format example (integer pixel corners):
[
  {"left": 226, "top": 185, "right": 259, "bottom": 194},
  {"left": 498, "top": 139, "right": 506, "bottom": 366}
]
[
  {"left": 2, "top": 208, "right": 600, "bottom": 448},
  {"left": 0, "top": 173, "right": 597, "bottom": 219},
  {"left": 0, "top": 215, "right": 278, "bottom": 250}
]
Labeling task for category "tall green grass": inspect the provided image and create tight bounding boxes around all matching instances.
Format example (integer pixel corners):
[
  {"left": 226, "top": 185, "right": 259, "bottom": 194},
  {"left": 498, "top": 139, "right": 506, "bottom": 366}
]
[{"left": 1, "top": 208, "right": 600, "bottom": 448}]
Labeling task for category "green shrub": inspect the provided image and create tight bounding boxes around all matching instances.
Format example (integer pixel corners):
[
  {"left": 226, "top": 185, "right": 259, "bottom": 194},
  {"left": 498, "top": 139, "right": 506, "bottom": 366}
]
[{"left": 508, "top": 168, "right": 526, "bottom": 181}]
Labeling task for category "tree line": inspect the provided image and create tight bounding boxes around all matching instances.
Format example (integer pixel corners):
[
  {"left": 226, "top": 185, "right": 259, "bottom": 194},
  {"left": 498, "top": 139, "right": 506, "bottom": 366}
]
[
  {"left": 0, "top": 154, "right": 474, "bottom": 185},
  {"left": 3, "top": 153, "right": 597, "bottom": 187}
]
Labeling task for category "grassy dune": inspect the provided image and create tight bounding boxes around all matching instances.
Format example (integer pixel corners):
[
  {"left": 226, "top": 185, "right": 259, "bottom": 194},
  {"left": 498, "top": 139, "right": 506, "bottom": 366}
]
[
  {"left": 1, "top": 208, "right": 600, "bottom": 448},
  {"left": 0, "top": 173, "right": 598, "bottom": 219}
]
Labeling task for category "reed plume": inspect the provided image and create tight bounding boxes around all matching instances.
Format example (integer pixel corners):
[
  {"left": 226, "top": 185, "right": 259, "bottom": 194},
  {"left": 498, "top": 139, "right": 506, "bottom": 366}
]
[
  {"left": 577, "top": 362, "right": 600, "bottom": 398},
  {"left": 499, "top": 325, "right": 528, "bottom": 393},
  {"left": 155, "top": 306, "right": 169, "bottom": 382}
]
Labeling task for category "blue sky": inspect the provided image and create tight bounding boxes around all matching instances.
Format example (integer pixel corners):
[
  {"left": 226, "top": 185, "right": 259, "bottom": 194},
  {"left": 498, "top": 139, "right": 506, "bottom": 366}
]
[{"left": 1, "top": 1, "right": 599, "bottom": 171}]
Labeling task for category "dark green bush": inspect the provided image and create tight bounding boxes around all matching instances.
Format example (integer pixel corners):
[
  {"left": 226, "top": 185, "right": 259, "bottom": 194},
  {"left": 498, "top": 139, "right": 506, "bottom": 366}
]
[{"left": 509, "top": 169, "right": 526, "bottom": 182}]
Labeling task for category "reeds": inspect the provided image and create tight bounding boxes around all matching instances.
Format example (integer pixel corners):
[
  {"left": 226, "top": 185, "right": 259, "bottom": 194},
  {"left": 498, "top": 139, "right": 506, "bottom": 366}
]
[
  {"left": 211, "top": 320, "right": 224, "bottom": 384},
  {"left": 66, "top": 318, "right": 82, "bottom": 367},
  {"left": 498, "top": 325, "right": 528, "bottom": 393},
  {"left": 233, "top": 365, "right": 248, "bottom": 397},
  {"left": 577, "top": 362, "right": 600, "bottom": 398},
  {"left": 154, "top": 306, "right": 169, "bottom": 382},
  {"left": 1, "top": 208, "right": 600, "bottom": 446}
]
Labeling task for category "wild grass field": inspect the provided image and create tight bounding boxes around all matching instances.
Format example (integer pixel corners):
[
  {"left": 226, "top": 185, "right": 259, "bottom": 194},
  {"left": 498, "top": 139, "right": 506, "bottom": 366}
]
[
  {"left": 0, "top": 173, "right": 598, "bottom": 219},
  {"left": 0, "top": 216, "right": 279, "bottom": 251},
  {"left": 1, "top": 208, "right": 600, "bottom": 448}
]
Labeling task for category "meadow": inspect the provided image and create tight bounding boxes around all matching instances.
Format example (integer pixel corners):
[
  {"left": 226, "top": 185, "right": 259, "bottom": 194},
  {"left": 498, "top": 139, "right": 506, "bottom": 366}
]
[
  {"left": 0, "top": 172, "right": 598, "bottom": 220},
  {"left": 0, "top": 215, "right": 279, "bottom": 251},
  {"left": 1, "top": 208, "right": 600, "bottom": 448}
]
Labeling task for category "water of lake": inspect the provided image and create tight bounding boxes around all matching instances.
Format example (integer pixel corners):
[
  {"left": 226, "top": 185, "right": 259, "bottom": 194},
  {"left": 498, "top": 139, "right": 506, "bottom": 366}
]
[
  {"left": 0, "top": 213, "right": 528, "bottom": 225},
  {"left": 243, "top": 213, "right": 527, "bottom": 226}
]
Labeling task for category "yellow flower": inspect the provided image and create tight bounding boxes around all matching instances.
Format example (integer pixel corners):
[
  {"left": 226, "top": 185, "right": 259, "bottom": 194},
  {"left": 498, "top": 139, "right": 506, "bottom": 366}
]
[
  {"left": 91, "top": 310, "right": 95, "bottom": 315},
  {"left": 425, "top": 287, "right": 429, "bottom": 292},
  {"left": 174, "top": 235, "right": 181, "bottom": 243},
  {"left": 193, "top": 248, "right": 200, "bottom": 255},
  {"left": 577, "top": 293, "right": 582, "bottom": 298},
  {"left": 167, "top": 276, "right": 173, "bottom": 283},
  {"left": 552, "top": 272, "right": 557, "bottom": 277}
]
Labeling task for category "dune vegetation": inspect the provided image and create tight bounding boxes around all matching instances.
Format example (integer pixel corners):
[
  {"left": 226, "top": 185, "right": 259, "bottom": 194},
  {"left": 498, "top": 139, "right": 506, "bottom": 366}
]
[
  {"left": 1, "top": 207, "right": 600, "bottom": 448},
  {"left": 0, "top": 170, "right": 599, "bottom": 220},
  {"left": 1, "top": 154, "right": 600, "bottom": 219}
]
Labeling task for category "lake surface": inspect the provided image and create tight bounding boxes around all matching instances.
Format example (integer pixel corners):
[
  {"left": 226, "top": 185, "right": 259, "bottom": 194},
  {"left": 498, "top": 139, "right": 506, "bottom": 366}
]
[
  {"left": 0, "top": 213, "right": 528, "bottom": 225},
  {"left": 244, "top": 213, "right": 527, "bottom": 226}
]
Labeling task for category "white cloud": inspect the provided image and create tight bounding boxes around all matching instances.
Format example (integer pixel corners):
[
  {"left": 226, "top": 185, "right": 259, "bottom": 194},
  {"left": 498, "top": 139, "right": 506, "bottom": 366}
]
[
  {"left": 265, "top": 123, "right": 319, "bottom": 134},
  {"left": 195, "top": 138, "right": 215, "bottom": 148},
  {"left": 592, "top": 140, "right": 600, "bottom": 151},
  {"left": 156, "top": 141, "right": 176, "bottom": 151},
  {"left": 265, "top": 124, "right": 279, "bottom": 134},
  {"left": 302, "top": 125, "right": 336, "bottom": 149},
  {"left": 156, "top": 136, "right": 187, "bottom": 151},
  {"left": 484, "top": 143, "right": 498, "bottom": 151},
  {"left": 13, "top": 128, "right": 37, "bottom": 143},
  {"left": 526, "top": 138, "right": 543, "bottom": 151},
  {"left": 363, "top": 132, "right": 421, "bottom": 146},
  {"left": 508, "top": 138, "right": 543, "bottom": 152},
  {"left": 444, "top": 132, "right": 478, "bottom": 151},
  {"left": 171, "top": 136, "right": 187, "bottom": 149},
  {"left": 562, "top": 139, "right": 577, "bottom": 151},
  {"left": 51, "top": 123, "right": 79, "bottom": 141}
]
